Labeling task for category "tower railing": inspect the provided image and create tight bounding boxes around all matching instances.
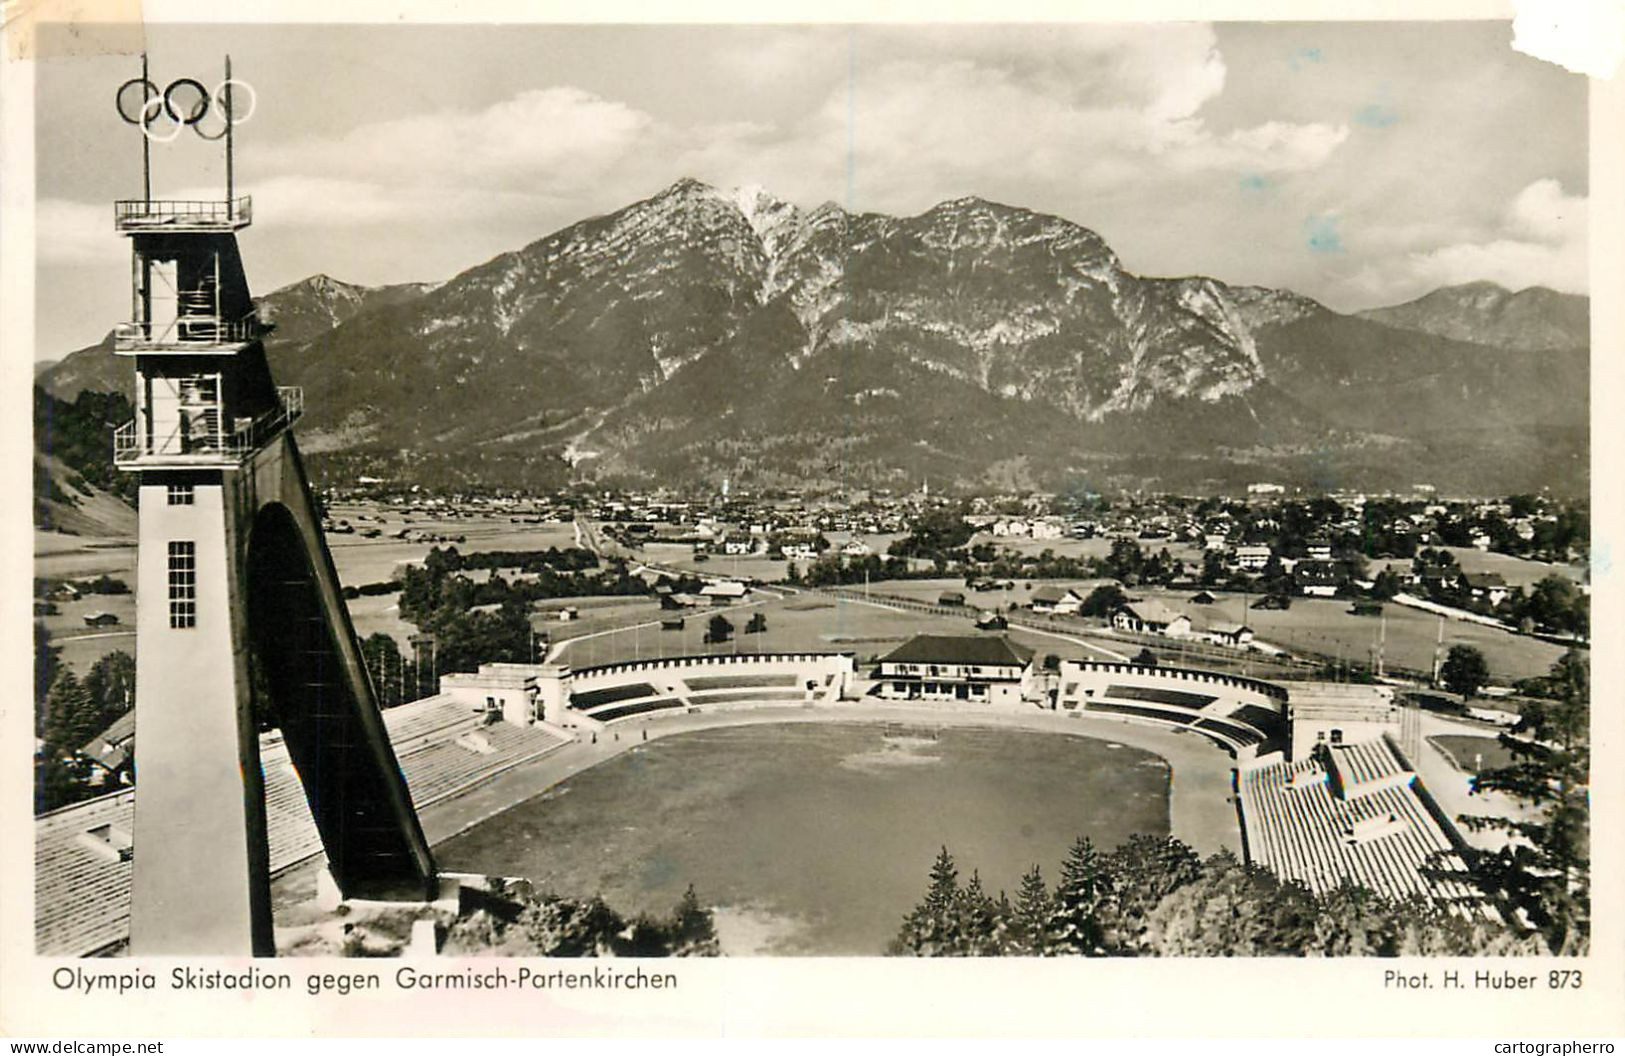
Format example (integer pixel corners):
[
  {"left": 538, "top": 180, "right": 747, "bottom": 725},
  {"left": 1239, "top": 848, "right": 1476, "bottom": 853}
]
[
  {"left": 113, "top": 386, "right": 303, "bottom": 466},
  {"left": 114, "top": 197, "right": 253, "bottom": 231},
  {"left": 114, "top": 315, "right": 260, "bottom": 351}
]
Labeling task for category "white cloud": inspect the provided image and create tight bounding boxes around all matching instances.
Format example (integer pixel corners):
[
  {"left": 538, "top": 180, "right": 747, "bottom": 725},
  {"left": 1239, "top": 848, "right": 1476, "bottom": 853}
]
[
  {"left": 1353, "top": 179, "right": 1588, "bottom": 300},
  {"left": 1507, "top": 177, "right": 1587, "bottom": 245},
  {"left": 258, "top": 87, "right": 656, "bottom": 196},
  {"left": 221, "top": 24, "right": 1346, "bottom": 226}
]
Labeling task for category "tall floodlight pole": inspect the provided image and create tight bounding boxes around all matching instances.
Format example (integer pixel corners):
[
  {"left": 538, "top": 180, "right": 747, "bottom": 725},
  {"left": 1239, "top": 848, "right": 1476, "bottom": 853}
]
[
  {"left": 140, "top": 52, "right": 151, "bottom": 205},
  {"left": 224, "top": 54, "right": 234, "bottom": 208}
]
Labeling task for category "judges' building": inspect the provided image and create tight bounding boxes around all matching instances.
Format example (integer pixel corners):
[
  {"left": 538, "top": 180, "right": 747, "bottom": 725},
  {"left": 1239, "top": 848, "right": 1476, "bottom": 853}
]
[{"left": 874, "top": 635, "right": 1038, "bottom": 706}]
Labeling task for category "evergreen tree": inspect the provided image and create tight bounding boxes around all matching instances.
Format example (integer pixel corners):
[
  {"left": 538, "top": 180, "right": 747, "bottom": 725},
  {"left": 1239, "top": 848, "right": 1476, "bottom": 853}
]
[
  {"left": 42, "top": 670, "right": 100, "bottom": 759},
  {"left": 1049, "top": 837, "right": 1111, "bottom": 955},
  {"left": 1100, "top": 835, "right": 1202, "bottom": 953},
  {"left": 1140, "top": 851, "right": 1304, "bottom": 956},
  {"left": 1008, "top": 865, "right": 1055, "bottom": 955},
  {"left": 667, "top": 884, "right": 721, "bottom": 957},
  {"left": 83, "top": 651, "right": 135, "bottom": 730},
  {"left": 1461, "top": 649, "right": 1589, "bottom": 953},
  {"left": 519, "top": 893, "right": 627, "bottom": 957},
  {"left": 34, "top": 621, "right": 61, "bottom": 718},
  {"left": 1307, "top": 884, "right": 1402, "bottom": 956},
  {"left": 360, "top": 632, "right": 407, "bottom": 708},
  {"left": 890, "top": 846, "right": 964, "bottom": 956},
  {"left": 35, "top": 754, "right": 96, "bottom": 814},
  {"left": 705, "top": 614, "right": 734, "bottom": 645},
  {"left": 954, "top": 872, "right": 1006, "bottom": 955}
]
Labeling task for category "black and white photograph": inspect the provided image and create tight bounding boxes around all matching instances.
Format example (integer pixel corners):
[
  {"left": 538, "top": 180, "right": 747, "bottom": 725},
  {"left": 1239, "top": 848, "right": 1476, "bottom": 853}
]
[{"left": 5, "top": 2, "right": 1621, "bottom": 1041}]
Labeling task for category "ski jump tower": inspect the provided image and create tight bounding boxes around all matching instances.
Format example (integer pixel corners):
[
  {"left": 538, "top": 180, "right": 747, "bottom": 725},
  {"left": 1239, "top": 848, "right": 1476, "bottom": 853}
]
[{"left": 114, "top": 58, "right": 437, "bottom": 955}]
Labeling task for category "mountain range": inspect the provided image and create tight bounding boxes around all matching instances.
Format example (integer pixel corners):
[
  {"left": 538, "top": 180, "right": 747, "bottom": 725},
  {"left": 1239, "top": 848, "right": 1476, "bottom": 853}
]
[{"left": 38, "top": 178, "right": 1589, "bottom": 495}]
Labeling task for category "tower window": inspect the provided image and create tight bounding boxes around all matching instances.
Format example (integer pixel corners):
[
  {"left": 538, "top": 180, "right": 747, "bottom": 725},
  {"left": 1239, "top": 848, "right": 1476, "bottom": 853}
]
[
  {"left": 167, "top": 483, "right": 194, "bottom": 506},
  {"left": 167, "top": 541, "right": 197, "bottom": 628}
]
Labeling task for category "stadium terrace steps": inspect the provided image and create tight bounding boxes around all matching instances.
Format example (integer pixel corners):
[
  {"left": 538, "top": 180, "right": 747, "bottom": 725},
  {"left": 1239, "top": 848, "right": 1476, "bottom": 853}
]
[
  {"left": 571, "top": 682, "right": 660, "bottom": 710},
  {"left": 1103, "top": 684, "right": 1217, "bottom": 709},
  {"left": 400, "top": 720, "right": 569, "bottom": 806},
  {"left": 1077, "top": 696, "right": 1270, "bottom": 756},
  {"left": 591, "top": 697, "right": 686, "bottom": 723},
  {"left": 1237, "top": 737, "right": 1482, "bottom": 906},
  {"left": 682, "top": 673, "right": 800, "bottom": 691},
  {"left": 572, "top": 663, "right": 834, "bottom": 722},
  {"left": 684, "top": 689, "right": 808, "bottom": 706}
]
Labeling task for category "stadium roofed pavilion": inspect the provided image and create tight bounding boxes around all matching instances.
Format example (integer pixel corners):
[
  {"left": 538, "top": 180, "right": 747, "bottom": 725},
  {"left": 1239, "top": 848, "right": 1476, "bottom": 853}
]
[{"left": 874, "top": 634, "right": 1038, "bottom": 707}]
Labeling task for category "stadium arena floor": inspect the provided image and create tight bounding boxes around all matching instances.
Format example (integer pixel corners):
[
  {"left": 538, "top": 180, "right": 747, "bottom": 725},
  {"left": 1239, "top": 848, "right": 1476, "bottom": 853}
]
[{"left": 429, "top": 718, "right": 1183, "bottom": 954}]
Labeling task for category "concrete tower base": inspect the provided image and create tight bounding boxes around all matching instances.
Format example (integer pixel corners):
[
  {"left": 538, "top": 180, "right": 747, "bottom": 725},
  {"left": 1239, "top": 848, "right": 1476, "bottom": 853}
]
[{"left": 129, "top": 432, "right": 436, "bottom": 956}]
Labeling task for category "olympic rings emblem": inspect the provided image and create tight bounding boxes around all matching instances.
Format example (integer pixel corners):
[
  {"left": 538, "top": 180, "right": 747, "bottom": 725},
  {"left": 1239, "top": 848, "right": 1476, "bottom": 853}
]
[{"left": 116, "top": 76, "right": 256, "bottom": 143}]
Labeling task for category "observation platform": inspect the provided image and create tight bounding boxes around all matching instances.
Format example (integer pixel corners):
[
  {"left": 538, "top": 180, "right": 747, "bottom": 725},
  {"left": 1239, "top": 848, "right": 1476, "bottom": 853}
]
[
  {"left": 113, "top": 387, "right": 302, "bottom": 470},
  {"left": 115, "top": 197, "right": 252, "bottom": 233},
  {"left": 113, "top": 318, "right": 260, "bottom": 355}
]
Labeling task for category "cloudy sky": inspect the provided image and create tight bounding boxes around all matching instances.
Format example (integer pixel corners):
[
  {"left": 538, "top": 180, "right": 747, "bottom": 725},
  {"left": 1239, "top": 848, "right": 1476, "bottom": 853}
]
[{"left": 32, "top": 20, "right": 1587, "bottom": 360}]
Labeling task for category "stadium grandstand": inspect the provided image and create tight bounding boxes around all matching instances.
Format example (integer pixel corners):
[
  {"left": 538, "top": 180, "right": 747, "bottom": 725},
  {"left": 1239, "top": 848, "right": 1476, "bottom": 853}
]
[
  {"left": 1054, "top": 660, "right": 1288, "bottom": 758},
  {"left": 1237, "top": 735, "right": 1482, "bottom": 908},
  {"left": 35, "top": 690, "right": 571, "bottom": 956},
  {"left": 39, "top": 648, "right": 1487, "bottom": 955},
  {"left": 562, "top": 652, "right": 855, "bottom": 725}
]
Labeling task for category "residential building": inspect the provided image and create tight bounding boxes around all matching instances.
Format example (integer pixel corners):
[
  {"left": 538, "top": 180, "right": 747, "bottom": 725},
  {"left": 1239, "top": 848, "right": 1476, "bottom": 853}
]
[
  {"left": 1460, "top": 572, "right": 1509, "bottom": 607},
  {"left": 1207, "top": 622, "right": 1255, "bottom": 647},
  {"left": 1030, "top": 585, "right": 1083, "bottom": 615},
  {"left": 1294, "top": 562, "right": 1342, "bottom": 598},
  {"left": 1235, "top": 544, "right": 1273, "bottom": 571},
  {"left": 699, "top": 581, "right": 749, "bottom": 603},
  {"left": 1111, "top": 600, "right": 1192, "bottom": 637}
]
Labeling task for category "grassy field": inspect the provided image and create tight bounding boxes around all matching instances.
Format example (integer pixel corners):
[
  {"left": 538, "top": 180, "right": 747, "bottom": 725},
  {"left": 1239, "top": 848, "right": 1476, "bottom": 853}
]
[
  {"left": 324, "top": 515, "right": 580, "bottom": 586},
  {"left": 34, "top": 537, "right": 137, "bottom": 581},
  {"left": 821, "top": 578, "right": 1566, "bottom": 683},
  {"left": 1217, "top": 593, "right": 1566, "bottom": 682},
  {"left": 868, "top": 575, "right": 1121, "bottom": 612},
  {"left": 34, "top": 511, "right": 587, "bottom": 674},
  {"left": 1369, "top": 547, "right": 1586, "bottom": 589},
  {"left": 1429, "top": 734, "right": 1517, "bottom": 775},
  {"left": 41, "top": 593, "right": 139, "bottom": 676},
  {"left": 546, "top": 590, "right": 1116, "bottom": 669},
  {"left": 432, "top": 722, "right": 1170, "bottom": 954},
  {"left": 1158, "top": 586, "right": 1566, "bottom": 682},
  {"left": 970, "top": 533, "right": 1208, "bottom": 567}
]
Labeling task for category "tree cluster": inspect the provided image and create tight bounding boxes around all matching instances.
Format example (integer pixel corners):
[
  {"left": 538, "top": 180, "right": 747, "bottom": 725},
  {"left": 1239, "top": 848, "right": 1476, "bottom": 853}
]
[
  {"left": 395, "top": 545, "right": 651, "bottom": 677},
  {"left": 801, "top": 553, "right": 921, "bottom": 588},
  {"left": 1462, "top": 650, "right": 1590, "bottom": 954},
  {"left": 34, "top": 646, "right": 136, "bottom": 814},
  {"left": 890, "top": 835, "right": 1540, "bottom": 957},
  {"left": 443, "top": 881, "right": 719, "bottom": 957},
  {"left": 887, "top": 508, "right": 976, "bottom": 561},
  {"left": 32, "top": 386, "right": 139, "bottom": 526}
]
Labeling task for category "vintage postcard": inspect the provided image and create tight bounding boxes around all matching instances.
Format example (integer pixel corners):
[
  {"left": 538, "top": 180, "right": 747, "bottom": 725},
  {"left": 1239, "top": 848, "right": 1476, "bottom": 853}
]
[{"left": 2, "top": 0, "right": 1621, "bottom": 1040}]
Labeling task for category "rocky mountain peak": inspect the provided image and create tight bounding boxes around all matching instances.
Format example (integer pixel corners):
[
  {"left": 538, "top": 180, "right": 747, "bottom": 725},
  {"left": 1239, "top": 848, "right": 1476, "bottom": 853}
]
[
  {"left": 36, "top": 181, "right": 1588, "bottom": 494},
  {"left": 1357, "top": 281, "right": 1587, "bottom": 352}
]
